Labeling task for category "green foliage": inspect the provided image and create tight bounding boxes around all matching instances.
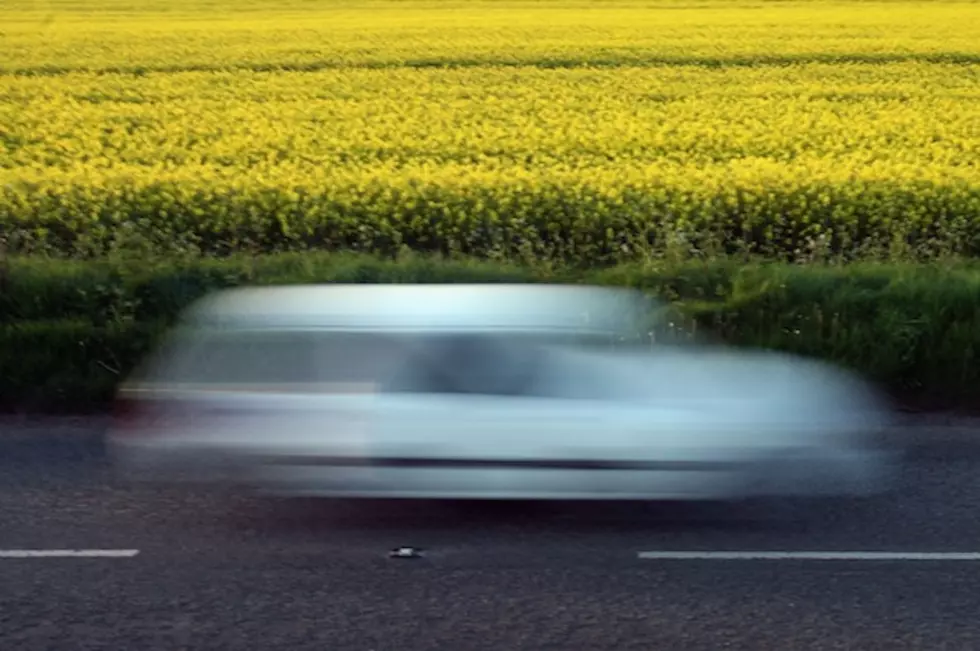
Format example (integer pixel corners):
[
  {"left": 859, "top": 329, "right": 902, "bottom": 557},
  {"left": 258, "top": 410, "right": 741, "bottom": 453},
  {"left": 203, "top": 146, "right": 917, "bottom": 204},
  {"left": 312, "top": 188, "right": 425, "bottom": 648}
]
[
  {"left": 0, "top": 319, "right": 168, "bottom": 412},
  {"left": 4, "top": 253, "right": 980, "bottom": 412}
]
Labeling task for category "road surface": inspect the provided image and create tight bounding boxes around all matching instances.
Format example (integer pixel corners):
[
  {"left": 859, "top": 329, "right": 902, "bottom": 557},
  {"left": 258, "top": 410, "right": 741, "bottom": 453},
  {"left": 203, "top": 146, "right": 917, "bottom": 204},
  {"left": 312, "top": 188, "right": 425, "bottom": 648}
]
[{"left": 2, "top": 416, "right": 980, "bottom": 650}]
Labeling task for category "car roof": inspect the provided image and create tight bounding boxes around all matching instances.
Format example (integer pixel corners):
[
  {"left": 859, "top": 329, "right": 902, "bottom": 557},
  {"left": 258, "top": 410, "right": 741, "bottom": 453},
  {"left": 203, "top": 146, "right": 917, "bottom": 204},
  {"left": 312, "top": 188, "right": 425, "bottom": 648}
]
[{"left": 181, "top": 283, "right": 654, "bottom": 335}]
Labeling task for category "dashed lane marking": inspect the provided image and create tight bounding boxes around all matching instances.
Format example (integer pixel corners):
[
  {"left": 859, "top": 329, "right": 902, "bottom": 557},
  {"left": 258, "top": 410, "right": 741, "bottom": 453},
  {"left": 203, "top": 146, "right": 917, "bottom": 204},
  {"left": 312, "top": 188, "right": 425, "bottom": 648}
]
[
  {"left": 637, "top": 551, "right": 980, "bottom": 561},
  {"left": 0, "top": 549, "right": 140, "bottom": 558}
]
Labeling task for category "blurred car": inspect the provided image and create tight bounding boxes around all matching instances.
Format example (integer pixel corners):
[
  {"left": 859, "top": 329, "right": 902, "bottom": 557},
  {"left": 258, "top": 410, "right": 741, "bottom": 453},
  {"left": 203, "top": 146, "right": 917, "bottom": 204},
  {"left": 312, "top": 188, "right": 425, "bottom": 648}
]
[{"left": 107, "top": 283, "right": 898, "bottom": 501}]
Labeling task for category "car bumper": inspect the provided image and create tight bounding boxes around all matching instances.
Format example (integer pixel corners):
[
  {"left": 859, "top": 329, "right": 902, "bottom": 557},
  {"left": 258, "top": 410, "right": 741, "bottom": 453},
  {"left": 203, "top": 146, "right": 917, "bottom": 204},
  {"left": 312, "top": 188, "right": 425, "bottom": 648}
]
[{"left": 741, "top": 446, "right": 899, "bottom": 498}]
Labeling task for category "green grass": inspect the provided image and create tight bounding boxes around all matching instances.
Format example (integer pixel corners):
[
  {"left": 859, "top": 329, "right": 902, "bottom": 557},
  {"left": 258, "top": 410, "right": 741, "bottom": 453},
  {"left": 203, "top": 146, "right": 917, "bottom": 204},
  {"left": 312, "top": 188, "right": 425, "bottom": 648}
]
[{"left": 4, "top": 252, "right": 980, "bottom": 412}]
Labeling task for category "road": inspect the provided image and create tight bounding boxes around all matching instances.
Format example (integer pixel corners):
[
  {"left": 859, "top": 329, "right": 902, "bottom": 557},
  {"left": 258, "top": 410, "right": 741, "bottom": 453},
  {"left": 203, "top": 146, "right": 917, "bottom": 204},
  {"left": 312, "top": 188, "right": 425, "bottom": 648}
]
[{"left": 3, "top": 417, "right": 980, "bottom": 650}]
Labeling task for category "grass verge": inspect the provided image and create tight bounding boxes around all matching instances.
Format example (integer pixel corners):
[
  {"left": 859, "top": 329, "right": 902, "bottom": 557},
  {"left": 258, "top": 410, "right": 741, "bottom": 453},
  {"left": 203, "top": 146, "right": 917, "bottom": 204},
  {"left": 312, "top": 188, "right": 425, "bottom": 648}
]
[{"left": 3, "top": 252, "right": 980, "bottom": 413}]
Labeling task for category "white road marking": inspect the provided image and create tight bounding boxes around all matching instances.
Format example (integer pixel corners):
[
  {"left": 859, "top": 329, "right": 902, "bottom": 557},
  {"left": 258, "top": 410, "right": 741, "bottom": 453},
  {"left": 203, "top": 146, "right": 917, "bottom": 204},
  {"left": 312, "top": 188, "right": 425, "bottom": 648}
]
[
  {"left": 0, "top": 549, "right": 140, "bottom": 558},
  {"left": 637, "top": 551, "right": 980, "bottom": 561}
]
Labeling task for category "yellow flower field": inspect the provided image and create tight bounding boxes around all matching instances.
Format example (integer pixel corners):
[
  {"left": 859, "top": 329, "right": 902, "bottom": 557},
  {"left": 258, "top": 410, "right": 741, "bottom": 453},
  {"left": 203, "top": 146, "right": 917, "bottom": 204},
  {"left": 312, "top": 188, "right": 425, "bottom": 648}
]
[{"left": 2, "top": 0, "right": 979, "bottom": 262}]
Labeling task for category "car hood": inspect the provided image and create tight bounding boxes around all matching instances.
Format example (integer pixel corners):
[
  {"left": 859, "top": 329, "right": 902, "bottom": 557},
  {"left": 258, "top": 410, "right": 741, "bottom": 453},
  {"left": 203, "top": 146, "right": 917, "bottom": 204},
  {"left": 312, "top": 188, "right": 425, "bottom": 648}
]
[{"left": 573, "top": 345, "right": 893, "bottom": 434}]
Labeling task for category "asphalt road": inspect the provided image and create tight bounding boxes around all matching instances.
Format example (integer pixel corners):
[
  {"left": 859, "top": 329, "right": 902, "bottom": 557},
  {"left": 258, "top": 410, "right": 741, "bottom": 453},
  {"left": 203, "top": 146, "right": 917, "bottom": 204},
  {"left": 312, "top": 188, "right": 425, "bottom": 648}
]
[{"left": 3, "top": 417, "right": 980, "bottom": 650}]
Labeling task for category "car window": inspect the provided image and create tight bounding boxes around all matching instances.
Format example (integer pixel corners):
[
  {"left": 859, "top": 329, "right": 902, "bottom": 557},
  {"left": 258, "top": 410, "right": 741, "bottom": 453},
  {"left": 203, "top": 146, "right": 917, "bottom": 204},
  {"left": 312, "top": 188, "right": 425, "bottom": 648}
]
[
  {"left": 150, "top": 329, "right": 413, "bottom": 389},
  {"left": 146, "top": 328, "right": 634, "bottom": 397},
  {"left": 384, "top": 334, "right": 542, "bottom": 397},
  {"left": 314, "top": 332, "right": 411, "bottom": 385},
  {"left": 153, "top": 329, "right": 320, "bottom": 385}
]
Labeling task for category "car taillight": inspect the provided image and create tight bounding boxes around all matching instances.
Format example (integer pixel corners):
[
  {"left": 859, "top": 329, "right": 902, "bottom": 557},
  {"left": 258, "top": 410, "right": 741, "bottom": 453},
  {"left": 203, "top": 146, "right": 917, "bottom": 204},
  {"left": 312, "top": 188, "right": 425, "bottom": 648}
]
[
  {"left": 112, "top": 391, "right": 216, "bottom": 434},
  {"left": 112, "top": 391, "right": 171, "bottom": 434},
  {"left": 112, "top": 392, "right": 144, "bottom": 427}
]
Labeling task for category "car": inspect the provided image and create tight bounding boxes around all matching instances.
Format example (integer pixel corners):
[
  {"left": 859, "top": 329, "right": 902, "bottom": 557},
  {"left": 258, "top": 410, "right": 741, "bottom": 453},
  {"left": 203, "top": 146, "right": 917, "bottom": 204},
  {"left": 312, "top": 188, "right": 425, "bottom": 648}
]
[{"left": 107, "top": 282, "right": 898, "bottom": 502}]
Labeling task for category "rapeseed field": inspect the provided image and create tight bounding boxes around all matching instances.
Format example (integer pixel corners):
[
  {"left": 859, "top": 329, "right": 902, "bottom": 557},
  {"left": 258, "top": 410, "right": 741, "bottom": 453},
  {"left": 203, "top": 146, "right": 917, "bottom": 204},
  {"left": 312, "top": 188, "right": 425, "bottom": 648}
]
[{"left": 2, "top": 0, "right": 978, "bottom": 263}]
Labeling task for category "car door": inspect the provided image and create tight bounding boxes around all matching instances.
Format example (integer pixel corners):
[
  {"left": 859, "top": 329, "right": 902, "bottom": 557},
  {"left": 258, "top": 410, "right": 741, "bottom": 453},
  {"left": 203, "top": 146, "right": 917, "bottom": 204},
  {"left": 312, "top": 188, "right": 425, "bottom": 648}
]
[
  {"left": 205, "top": 329, "right": 418, "bottom": 493},
  {"left": 531, "top": 347, "right": 770, "bottom": 498},
  {"left": 370, "top": 333, "right": 655, "bottom": 497}
]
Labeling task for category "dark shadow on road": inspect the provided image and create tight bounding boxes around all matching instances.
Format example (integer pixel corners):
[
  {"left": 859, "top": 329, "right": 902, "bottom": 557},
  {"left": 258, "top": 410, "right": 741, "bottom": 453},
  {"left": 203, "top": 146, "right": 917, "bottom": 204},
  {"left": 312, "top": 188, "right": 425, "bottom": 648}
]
[{"left": 219, "top": 494, "right": 885, "bottom": 540}]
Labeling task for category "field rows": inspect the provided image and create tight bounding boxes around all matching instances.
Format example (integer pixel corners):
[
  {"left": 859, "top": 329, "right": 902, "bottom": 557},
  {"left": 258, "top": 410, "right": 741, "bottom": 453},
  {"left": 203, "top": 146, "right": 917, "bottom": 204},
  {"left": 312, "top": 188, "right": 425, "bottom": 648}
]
[
  {"left": 3, "top": 64, "right": 978, "bottom": 169},
  {"left": 2, "top": 0, "right": 979, "bottom": 262},
  {"left": 4, "top": 2, "right": 980, "bottom": 73}
]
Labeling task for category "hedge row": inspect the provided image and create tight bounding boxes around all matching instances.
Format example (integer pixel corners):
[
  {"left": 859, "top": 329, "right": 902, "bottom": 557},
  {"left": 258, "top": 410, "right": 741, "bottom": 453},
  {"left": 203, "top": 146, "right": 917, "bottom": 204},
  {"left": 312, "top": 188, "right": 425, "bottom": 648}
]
[{"left": 3, "top": 252, "right": 980, "bottom": 412}]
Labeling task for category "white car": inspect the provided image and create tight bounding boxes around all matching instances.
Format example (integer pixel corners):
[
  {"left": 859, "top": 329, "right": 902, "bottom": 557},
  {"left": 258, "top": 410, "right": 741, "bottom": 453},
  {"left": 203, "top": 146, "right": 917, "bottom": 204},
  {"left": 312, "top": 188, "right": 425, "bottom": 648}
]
[{"left": 107, "top": 283, "right": 898, "bottom": 501}]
